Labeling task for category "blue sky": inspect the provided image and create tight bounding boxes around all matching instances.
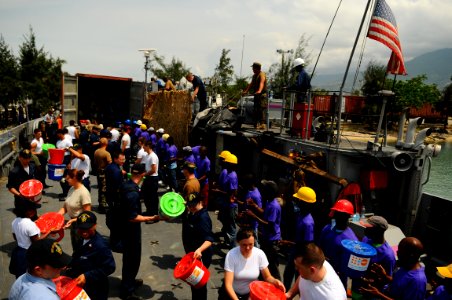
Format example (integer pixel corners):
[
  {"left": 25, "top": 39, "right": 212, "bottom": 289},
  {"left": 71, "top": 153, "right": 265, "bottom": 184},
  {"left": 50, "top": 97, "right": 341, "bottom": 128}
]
[{"left": 1, "top": 0, "right": 451, "bottom": 82}]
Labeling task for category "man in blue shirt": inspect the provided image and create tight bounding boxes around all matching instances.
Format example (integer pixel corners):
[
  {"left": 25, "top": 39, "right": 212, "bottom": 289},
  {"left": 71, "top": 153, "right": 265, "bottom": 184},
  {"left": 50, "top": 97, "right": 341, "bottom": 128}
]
[
  {"left": 290, "top": 58, "right": 311, "bottom": 102},
  {"left": 105, "top": 151, "right": 126, "bottom": 251},
  {"left": 186, "top": 73, "right": 207, "bottom": 112},
  {"left": 9, "top": 239, "right": 72, "bottom": 300},
  {"left": 67, "top": 211, "right": 116, "bottom": 300},
  {"left": 119, "top": 164, "right": 160, "bottom": 299}
]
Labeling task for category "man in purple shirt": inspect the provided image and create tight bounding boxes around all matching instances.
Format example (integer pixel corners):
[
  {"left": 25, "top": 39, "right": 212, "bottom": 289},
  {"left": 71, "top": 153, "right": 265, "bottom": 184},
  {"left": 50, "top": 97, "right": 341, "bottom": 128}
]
[
  {"left": 165, "top": 136, "right": 178, "bottom": 192},
  {"left": 148, "top": 127, "right": 157, "bottom": 146},
  {"left": 191, "top": 145, "right": 201, "bottom": 161},
  {"left": 352, "top": 216, "right": 396, "bottom": 298},
  {"left": 182, "top": 146, "right": 196, "bottom": 164},
  {"left": 318, "top": 199, "right": 357, "bottom": 285},
  {"left": 218, "top": 154, "right": 238, "bottom": 248},
  {"left": 139, "top": 125, "right": 150, "bottom": 141},
  {"left": 361, "top": 237, "right": 427, "bottom": 300},
  {"left": 284, "top": 186, "right": 316, "bottom": 290},
  {"left": 195, "top": 146, "right": 210, "bottom": 208},
  {"left": 427, "top": 264, "right": 452, "bottom": 300},
  {"left": 212, "top": 150, "right": 231, "bottom": 228},
  {"left": 237, "top": 174, "right": 262, "bottom": 245},
  {"left": 246, "top": 180, "right": 282, "bottom": 279}
]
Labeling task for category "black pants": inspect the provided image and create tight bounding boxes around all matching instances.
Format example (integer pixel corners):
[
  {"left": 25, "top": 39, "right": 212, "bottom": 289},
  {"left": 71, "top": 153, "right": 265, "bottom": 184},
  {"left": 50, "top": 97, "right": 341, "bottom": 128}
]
[
  {"left": 261, "top": 240, "right": 281, "bottom": 280},
  {"left": 141, "top": 176, "right": 159, "bottom": 215},
  {"left": 106, "top": 202, "right": 122, "bottom": 250},
  {"left": 283, "top": 247, "right": 298, "bottom": 290},
  {"left": 120, "top": 225, "right": 142, "bottom": 297},
  {"left": 123, "top": 148, "right": 131, "bottom": 173},
  {"left": 97, "top": 171, "right": 108, "bottom": 209},
  {"left": 37, "top": 154, "right": 48, "bottom": 186},
  {"left": 9, "top": 246, "right": 27, "bottom": 278}
]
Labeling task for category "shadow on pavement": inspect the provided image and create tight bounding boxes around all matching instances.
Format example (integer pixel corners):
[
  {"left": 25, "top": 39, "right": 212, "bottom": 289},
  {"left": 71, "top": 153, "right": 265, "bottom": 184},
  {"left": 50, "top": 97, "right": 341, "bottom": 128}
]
[
  {"left": 149, "top": 254, "right": 181, "bottom": 270},
  {"left": 0, "top": 241, "right": 16, "bottom": 256}
]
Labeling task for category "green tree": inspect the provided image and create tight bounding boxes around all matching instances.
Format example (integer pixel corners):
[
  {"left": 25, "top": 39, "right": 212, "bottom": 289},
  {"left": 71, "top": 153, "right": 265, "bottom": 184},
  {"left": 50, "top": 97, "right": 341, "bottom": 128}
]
[
  {"left": 268, "top": 34, "right": 311, "bottom": 98},
  {"left": 361, "top": 61, "right": 389, "bottom": 96},
  {"left": 0, "top": 35, "right": 20, "bottom": 113},
  {"left": 393, "top": 75, "right": 441, "bottom": 110},
  {"left": 19, "top": 27, "right": 65, "bottom": 114},
  {"left": 152, "top": 54, "right": 190, "bottom": 82},
  {"left": 213, "top": 49, "right": 234, "bottom": 92}
]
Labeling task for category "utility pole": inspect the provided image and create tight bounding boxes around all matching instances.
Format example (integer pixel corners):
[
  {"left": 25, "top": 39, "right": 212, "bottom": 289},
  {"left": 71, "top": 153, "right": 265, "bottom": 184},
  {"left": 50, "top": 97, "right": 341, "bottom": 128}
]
[
  {"left": 138, "top": 49, "right": 156, "bottom": 116},
  {"left": 276, "top": 49, "right": 293, "bottom": 85}
]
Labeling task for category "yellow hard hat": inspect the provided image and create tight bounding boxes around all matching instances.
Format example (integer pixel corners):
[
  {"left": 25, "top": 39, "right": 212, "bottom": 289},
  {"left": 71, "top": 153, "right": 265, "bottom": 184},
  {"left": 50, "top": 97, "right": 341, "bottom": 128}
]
[
  {"left": 162, "top": 133, "right": 170, "bottom": 141},
  {"left": 224, "top": 153, "right": 238, "bottom": 164},
  {"left": 219, "top": 150, "right": 231, "bottom": 159},
  {"left": 293, "top": 186, "right": 316, "bottom": 203},
  {"left": 140, "top": 124, "right": 147, "bottom": 130}
]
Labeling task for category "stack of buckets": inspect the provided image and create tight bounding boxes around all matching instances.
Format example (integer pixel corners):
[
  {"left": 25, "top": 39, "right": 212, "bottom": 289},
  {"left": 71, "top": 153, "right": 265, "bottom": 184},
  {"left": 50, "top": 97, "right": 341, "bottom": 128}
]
[{"left": 48, "top": 148, "right": 66, "bottom": 181}]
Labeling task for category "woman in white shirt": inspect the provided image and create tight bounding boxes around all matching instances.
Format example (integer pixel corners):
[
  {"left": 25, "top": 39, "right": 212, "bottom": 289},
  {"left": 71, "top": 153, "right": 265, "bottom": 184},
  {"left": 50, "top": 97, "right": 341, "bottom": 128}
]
[
  {"left": 222, "top": 228, "right": 285, "bottom": 300},
  {"left": 58, "top": 169, "right": 91, "bottom": 250},
  {"left": 10, "top": 199, "right": 49, "bottom": 278}
]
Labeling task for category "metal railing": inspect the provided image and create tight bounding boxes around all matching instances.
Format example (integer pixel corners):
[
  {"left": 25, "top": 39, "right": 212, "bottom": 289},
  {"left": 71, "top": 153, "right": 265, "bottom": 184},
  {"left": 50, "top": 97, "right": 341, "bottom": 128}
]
[{"left": 0, "top": 117, "right": 44, "bottom": 176}]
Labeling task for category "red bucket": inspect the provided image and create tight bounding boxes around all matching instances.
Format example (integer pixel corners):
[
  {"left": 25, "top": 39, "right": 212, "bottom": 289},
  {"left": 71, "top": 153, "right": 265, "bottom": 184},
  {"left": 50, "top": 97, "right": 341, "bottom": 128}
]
[
  {"left": 53, "top": 276, "right": 89, "bottom": 300},
  {"left": 249, "top": 281, "right": 285, "bottom": 300},
  {"left": 35, "top": 212, "right": 65, "bottom": 242},
  {"left": 173, "top": 252, "right": 210, "bottom": 289},
  {"left": 48, "top": 148, "right": 65, "bottom": 164},
  {"left": 19, "top": 179, "right": 43, "bottom": 203}
]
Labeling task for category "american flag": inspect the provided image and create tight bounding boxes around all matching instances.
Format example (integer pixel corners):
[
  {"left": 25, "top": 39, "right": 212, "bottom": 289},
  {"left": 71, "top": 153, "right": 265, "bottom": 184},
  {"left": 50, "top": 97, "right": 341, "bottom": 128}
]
[{"left": 367, "top": 0, "right": 407, "bottom": 75}]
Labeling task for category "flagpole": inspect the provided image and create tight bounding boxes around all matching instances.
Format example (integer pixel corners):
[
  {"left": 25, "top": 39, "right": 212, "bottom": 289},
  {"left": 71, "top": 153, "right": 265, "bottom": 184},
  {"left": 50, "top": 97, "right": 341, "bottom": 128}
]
[{"left": 336, "top": 0, "right": 374, "bottom": 146}]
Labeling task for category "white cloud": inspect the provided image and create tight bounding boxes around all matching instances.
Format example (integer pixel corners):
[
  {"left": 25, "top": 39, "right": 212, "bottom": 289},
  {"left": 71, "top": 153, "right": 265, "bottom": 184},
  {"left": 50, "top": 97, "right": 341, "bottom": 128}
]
[{"left": 0, "top": 0, "right": 450, "bottom": 81}]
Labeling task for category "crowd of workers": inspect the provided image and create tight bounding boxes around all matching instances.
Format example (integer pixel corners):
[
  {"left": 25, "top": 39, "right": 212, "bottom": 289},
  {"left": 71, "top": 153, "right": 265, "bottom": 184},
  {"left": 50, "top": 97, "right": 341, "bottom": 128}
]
[{"left": 4, "top": 62, "right": 452, "bottom": 300}]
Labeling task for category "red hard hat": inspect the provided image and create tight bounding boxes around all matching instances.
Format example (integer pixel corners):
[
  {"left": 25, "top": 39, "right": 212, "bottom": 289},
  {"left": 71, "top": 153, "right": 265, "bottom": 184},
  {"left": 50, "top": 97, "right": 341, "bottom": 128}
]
[{"left": 330, "top": 199, "right": 354, "bottom": 216}]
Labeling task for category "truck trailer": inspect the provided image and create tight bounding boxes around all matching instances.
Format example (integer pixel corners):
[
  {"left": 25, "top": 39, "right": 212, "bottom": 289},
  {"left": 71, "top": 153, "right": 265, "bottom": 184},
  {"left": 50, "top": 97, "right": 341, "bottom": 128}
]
[{"left": 61, "top": 73, "right": 144, "bottom": 126}]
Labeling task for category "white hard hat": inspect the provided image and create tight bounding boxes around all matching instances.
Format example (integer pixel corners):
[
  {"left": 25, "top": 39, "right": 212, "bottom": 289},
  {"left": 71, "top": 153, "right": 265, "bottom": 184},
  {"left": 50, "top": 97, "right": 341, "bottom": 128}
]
[
  {"left": 157, "top": 128, "right": 164, "bottom": 134},
  {"left": 136, "top": 120, "right": 142, "bottom": 126},
  {"left": 293, "top": 58, "right": 306, "bottom": 68}
]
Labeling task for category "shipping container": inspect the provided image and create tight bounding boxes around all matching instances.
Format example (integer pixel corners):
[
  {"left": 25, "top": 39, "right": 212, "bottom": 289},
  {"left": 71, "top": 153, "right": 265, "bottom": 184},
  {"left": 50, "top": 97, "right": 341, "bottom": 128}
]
[{"left": 61, "top": 73, "right": 144, "bottom": 126}]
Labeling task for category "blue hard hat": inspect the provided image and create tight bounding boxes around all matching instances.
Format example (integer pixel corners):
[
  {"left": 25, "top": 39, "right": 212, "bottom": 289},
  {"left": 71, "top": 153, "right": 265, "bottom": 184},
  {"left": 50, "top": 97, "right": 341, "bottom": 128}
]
[{"left": 124, "top": 119, "right": 131, "bottom": 125}]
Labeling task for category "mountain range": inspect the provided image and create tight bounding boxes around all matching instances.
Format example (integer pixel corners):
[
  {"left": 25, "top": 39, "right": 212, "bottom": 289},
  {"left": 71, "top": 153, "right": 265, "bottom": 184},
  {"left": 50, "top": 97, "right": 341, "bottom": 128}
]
[{"left": 312, "top": 48, "right": 452, "bottom": 92}]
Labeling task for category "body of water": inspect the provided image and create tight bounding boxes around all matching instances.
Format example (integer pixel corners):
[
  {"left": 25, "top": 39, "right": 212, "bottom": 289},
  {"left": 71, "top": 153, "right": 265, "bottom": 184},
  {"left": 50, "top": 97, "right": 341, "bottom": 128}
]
[{"left": 424, "top": 142, "right": 452, "bottom": 200}]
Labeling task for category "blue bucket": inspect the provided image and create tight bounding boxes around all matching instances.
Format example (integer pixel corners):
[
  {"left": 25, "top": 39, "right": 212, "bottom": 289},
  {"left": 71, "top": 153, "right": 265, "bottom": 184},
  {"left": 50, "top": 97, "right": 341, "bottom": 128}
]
[
  {"left": 341, "top": 239, "right": 377, "bottom": 278},
  {"left": 48, "top": 164, "right": 66, "bottom": 181}
]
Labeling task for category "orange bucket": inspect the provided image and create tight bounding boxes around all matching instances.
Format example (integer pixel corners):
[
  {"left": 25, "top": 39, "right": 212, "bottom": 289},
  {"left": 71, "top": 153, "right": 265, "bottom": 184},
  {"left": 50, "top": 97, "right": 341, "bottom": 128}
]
[
  {"left": 48, "top": 148, "right": 65, "bottom": 164},
  {"left": 249, "top": 281, "right": 285, "bottom": 300},
  {"left": 173, "top": 252, "right": 210, "bottom": 289},
  {"left": 53, "top": 276, "right": 90, "bottom": 300},
  {"left": 35, "top": 212, "right": 65, "bottom": 242},
  {"left": 19, "top": 179, "right": 43, "bottom": 203}
]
